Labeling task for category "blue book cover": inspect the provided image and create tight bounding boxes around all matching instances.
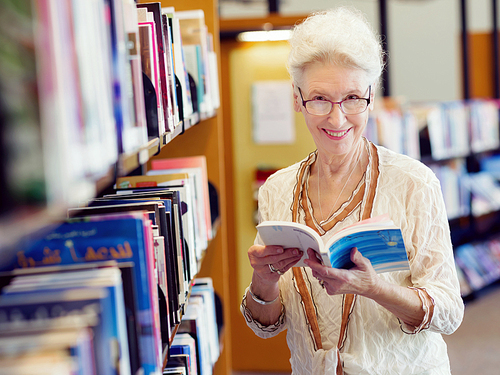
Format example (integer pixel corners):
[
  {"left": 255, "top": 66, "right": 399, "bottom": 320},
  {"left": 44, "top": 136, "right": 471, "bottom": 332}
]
[
  {"left": 2, "top": 267, "right": 130, "bottom": 375},
  {"left": 257, "top": 214, "right": 410, "bottom": 273},
  {"left": 89, "top": 194, "right": 181, "bottom": 333},
  {"left": 0, "top": 212, "right": 161, "bottom": 375},
  {"left": 327, "top": 228, "right": 408, "bottom": 272},
  {"left": 171, "top": 333, "right": 197, "bottom": 375},
  {"left": 0, "top": 284, "right": 120, "bottom": 375}
]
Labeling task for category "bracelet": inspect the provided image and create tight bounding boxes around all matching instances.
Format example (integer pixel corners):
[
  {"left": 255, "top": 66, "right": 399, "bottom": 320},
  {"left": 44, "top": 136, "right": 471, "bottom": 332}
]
[{"left": 248, "top": 282, "right": 280, "bottom": 305}]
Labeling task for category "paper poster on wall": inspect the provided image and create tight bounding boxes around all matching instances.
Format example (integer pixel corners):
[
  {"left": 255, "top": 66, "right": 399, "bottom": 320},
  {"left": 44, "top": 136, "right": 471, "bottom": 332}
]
[{"left": 252, "top": 81, "right": 295, "bottom": 144}]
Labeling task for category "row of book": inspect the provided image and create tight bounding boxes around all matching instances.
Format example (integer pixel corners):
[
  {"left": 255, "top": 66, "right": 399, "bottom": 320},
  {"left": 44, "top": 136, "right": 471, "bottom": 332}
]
[
  {"left": 428, "top": 160, "right": 471, "bottom": 220},
  {"left": 365, "top": 103, "right": 421, "bottom": 160},
  {"left": 365, "top": 98, "right": 500, "bottom": 161},
  {"left": 427, "top": 159, "right": 500, "bottom": 220},
  {"left": 455, "top": 238, "right": 500, "bottom": 296},
  {"left": 0, "top": 0, "right": 220, "bottom": 215},
  {"left": 0, "top": 155, "right": 219, "bottom": 375},
  {"left": 137, "top": 3, "right": 220, "bottom": 137},
  {"left": 168, "top": 283, "right": 221, "bottom": 375}
]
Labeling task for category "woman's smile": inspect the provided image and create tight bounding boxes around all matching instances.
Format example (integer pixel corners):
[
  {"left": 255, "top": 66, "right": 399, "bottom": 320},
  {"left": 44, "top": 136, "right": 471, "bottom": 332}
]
[{"left": 323, "top": 127, "right": 351, "bottom": 139}]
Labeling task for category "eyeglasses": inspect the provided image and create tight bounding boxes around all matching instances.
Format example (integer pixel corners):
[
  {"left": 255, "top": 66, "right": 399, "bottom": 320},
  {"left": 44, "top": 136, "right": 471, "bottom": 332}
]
[{"left": 297, "top": 86, "right": 371, "bottom": 116}]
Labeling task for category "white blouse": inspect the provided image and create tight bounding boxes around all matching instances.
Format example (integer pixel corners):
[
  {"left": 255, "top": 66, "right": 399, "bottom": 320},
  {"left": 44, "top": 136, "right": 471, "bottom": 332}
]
[{"left": 241, "top": 142, "right": 464, "bottom": 375}]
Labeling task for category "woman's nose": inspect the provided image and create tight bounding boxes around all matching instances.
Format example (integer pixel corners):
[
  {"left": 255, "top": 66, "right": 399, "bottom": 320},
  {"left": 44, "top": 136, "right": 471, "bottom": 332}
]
[{"left": 327, "top": 103, "right": 347, "bottom": 128}]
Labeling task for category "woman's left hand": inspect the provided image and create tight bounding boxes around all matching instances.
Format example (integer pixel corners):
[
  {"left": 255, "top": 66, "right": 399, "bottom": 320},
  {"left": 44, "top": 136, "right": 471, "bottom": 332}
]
[{"left": 304, "top": 247, "right": 381, "bottom": 297}]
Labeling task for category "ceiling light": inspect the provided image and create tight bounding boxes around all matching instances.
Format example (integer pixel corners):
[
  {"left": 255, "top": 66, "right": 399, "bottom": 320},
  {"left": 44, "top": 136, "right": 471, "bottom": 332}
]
[{"left": 237, "top": 29, "right": 292, "bottom": 42}]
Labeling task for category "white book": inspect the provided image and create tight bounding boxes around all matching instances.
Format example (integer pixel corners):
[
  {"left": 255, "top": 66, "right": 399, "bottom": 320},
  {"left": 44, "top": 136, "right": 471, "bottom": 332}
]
[{"left": 257, "top": 214, "right": 409, "bottom": 273}]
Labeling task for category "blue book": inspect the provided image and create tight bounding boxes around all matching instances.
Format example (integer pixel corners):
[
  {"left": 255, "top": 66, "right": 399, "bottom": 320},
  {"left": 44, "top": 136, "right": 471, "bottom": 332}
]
[
  {"left": 257, "top": 214, "right": 409, "bottom": 273},
  {"left": 88, "top": 193, "right": 183, "bottom": 331},
  {"left": 0, "top": 274, "right": 124, "bottom": 375},
  {"left": 191, "top": 278, "right": 219, "bottom": 366},
  {"left": 0, "top": 212, "right": 161, "bottom": 375},
  {"left": 171, "top": 333, "right": 197, "bottom": 375}
]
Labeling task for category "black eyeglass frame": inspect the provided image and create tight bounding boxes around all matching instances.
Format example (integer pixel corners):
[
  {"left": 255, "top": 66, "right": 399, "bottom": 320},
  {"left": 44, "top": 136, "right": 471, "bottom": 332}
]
[{"left": 297, "top": 85, "right": 372, "bottom": 116}]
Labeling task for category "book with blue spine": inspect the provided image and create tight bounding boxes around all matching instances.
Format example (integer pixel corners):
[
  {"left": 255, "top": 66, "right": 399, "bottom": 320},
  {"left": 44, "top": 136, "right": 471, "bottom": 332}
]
[
  {"left": 170, "top": 333, "right": 197, "bottom": 375},
  {"left": 0, "top": 212, "right": 161, "bottom": 375},
  {"left": 0, "top": 275, "right": 125, "bottom": 375}
]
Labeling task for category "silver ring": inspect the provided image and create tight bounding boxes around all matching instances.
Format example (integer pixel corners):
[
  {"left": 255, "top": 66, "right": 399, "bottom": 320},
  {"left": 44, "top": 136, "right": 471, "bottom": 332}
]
[{"left": 269, "top": 264, "right": 284, "bottom": 275}]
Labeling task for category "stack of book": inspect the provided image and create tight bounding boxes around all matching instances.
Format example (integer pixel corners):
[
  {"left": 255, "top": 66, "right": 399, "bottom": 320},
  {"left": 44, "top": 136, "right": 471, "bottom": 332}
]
[
  {"left": 367, "top": 98, "right": 500, "bottom": 162},
  {"left": 168, "top": 278, "right": 220, "bottom": 375},
  {"left": 428, "top": 160, "right": 471, "bottom": 220},
  {"left": 455, "top": 238, "right": 500, "bottom": 295},
  {"left": 367, "top": 98, "right": 421, "bottom": 160}
]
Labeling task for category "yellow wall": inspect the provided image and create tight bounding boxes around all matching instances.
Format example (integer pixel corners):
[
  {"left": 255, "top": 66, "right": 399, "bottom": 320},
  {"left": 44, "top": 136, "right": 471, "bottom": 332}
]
[{"left": 228, "top": 41, "right": 317, "bottom": 298}]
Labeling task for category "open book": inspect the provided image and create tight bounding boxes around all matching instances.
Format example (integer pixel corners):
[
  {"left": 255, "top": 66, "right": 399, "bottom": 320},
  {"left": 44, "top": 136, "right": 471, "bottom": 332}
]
[{"left": 256, "top": 214, "right": 409, "bottom": 273}]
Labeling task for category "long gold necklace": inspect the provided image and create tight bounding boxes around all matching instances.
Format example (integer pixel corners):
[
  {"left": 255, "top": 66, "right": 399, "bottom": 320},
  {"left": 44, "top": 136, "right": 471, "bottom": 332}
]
[{"left": 317, "top": 148, "right": 361, "bottom": 223}]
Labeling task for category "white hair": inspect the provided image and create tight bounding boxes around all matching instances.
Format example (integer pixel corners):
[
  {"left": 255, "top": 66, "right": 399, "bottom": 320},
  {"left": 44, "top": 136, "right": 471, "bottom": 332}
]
[{"left": 287, "top": 7, "right": 385, "bottom": 87}]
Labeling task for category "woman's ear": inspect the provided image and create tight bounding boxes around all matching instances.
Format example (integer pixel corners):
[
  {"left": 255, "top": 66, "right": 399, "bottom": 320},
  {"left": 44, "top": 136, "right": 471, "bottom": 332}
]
[
  {"left": 368, "top": 84, "right": 376, "bottom": 111},
  {"left": 292, "top": 83, "right": 301, "bottom": 113}
]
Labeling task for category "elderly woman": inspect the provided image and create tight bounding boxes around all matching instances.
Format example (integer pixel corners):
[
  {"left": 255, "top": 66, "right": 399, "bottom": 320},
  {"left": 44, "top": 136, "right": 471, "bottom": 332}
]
[{"left": 240, "top": 7, "right": 464, "bottom": 375}]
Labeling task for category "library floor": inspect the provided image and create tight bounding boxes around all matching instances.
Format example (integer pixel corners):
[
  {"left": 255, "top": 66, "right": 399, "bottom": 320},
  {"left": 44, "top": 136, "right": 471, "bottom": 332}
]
[{"left": 233, "top": 286, "right": 500, "bottom": 375}]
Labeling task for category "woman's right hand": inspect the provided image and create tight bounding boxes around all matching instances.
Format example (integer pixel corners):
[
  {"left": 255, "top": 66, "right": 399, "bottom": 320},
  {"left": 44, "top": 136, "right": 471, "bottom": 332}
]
[
  {"left": 248, "top": 244, "right": 303, "bottom": 284},
  {"left": 245, "top": 245, "right": 303, "bottom": 325}
]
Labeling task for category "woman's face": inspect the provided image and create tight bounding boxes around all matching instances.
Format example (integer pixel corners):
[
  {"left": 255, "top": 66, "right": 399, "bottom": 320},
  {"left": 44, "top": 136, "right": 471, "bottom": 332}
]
[{"left": 293, "top": 62, "right": 374, "bottom": 159}]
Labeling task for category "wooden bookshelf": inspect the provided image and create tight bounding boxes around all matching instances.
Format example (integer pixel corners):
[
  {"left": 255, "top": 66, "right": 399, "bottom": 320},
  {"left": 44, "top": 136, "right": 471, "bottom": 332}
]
[{"left": 138, "top": 1, "right": 232, "bottom": 375}]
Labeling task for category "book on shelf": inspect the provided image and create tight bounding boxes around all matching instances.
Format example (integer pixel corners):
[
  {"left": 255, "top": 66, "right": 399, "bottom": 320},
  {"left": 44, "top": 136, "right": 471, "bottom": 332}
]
[
  {"left": 191, "top": 278, "right": 220, "bottom": 366},
  {"left": 35, "top": 0, "right": 117, "bottom": 208},
  {"left": 161, "top": 11, "right": 181, "bottom": 127},
  {"left": 176, "top": 9, "right": 211, "bottom": 118},
  {"left": 0, "top": 266, "right": 130, "bottom": 375},
  {"left": 95, "top": 189, "right": 192, "bottom": 318},
  {"left": 80, "top": 198, "right": 182, "bottom": 331},
  {"left": 150, "top": 156, "right": 213, "bottom": 245},
  {"left": 368, "top": 105, "right": 420, "bottom": 160},
  {"left": 122, "top": 0, "right": 149, "bottom": 153},
  {"left": 152, "top": 229, "right": 171, "bottom": 345},
  {"left": 115, "top": 173, "right": 201, "bottom": 277},
  {"left": 206, "top": 32, "right": 220, "bottom": 111},
  {"left": 256, "top": 214, "right": 409, "bottom": 272},
  {"left": 455, "top": 239, "right": 500, "bottom": 292},
  {"left": 170, "top": 333, "right": 197, "bottom": 375},
  {"left": 469, "top": 99, "right": 500, "bottom": 153},
  {"left": 424, "top": 101, "right": 469, "bottom": 160},
  {"left": 0, "top": 324, "right": 96, "bottom": 375},
  {"left": 429, "top": 161, "right": 470, "bottom": 220},
  {"left": 138, "top": 18, "right": 166, "bottom": 137},
  {"left": 107, "top": 0, "right": 142, "bottom": 157},
  {"left": 182, "top": 43, "right": 204, "bottom": 117},
  {"left": 162, "top": 7, "right": 194, "bottom": 124},
  {"left": 0, "top": 1, "right": 46, "bottom": 216},
  {"left": 113, "top": 183, "right": 199, "bottom": 285},
  {"left": 462, "top": 172, "right": 500, "bottom": 217},
  {"left": 165, "top": 354, "right": 190, "bottom": 375},
  {"left": 0, "top": 212, "right": 164, "bottom": 375},
  {"left": 137, "top": 2, "right": 175, "bottom": 134},
  {"left": 115, "top": 173, "right": 190, "bottom": 189},
  {"left": 179, "top": 286, "right": 219, "bottom": 375}
]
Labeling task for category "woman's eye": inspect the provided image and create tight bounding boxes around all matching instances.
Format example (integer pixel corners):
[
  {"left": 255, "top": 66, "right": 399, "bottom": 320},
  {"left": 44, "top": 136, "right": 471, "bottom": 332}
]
[
  {"left": 346, "top": 95, "right": 360, "bottom": 100},
  {"left": 313, "top": 96, "right": 327, "bottom": 101}
]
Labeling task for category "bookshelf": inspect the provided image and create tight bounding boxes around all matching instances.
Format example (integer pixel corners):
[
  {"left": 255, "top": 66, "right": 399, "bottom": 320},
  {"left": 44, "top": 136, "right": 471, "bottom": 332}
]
[
  {"left": 141, "top": 1, "right": 232, "bottom": 375},
  {"left": 368, "top": 98, "right": 500, "bottom": 299},
  {"left": 0, "top": 0, "right": 230, "bottom": 374}
]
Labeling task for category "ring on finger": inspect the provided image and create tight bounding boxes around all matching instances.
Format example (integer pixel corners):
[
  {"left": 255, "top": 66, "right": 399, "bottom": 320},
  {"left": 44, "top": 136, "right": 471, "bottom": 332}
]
[{"left": 269, "top": 264, "right": 284, "bottom": 275}]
